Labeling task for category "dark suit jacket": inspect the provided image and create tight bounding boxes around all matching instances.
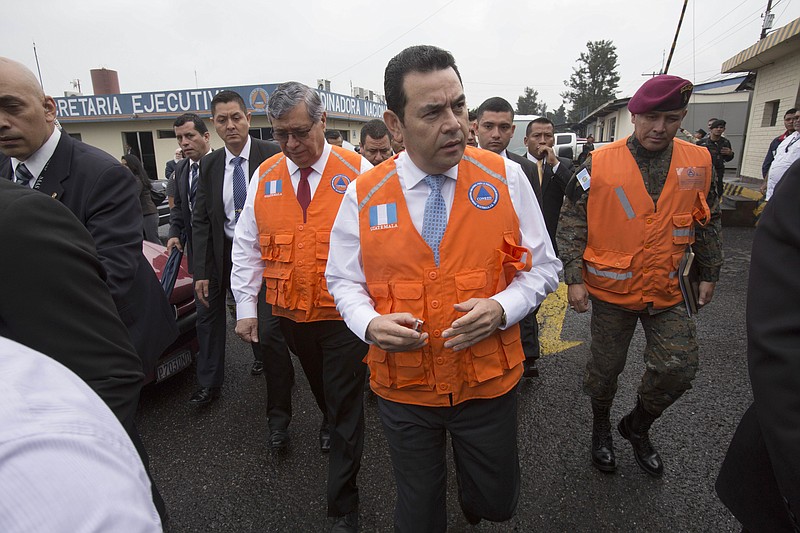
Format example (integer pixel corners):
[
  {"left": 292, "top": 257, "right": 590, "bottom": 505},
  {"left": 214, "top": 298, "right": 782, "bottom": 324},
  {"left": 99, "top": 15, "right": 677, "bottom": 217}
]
[
  {"left": 168, "top": 157, "right": 197, "bottom": 270},
  {"left": 193, "top": 137, "right": 281, "bottom": 281},
  {"left": 507, "top": 150, "right": 542, "bottom": 205},
  {"left": 526, "top": 152, "right": 574, "bottom": 254},
  {"left": 716, "top": 159, "right": 800, "bottom": 532},
  {"left": 0, "top": 134, "right": 177, "bottom": 374},
  {"left": 0, "top": 179, "right": 143, "bottom": 426},
  {"left": 165, "top": 159, "right": 177, "bottom": 180}
]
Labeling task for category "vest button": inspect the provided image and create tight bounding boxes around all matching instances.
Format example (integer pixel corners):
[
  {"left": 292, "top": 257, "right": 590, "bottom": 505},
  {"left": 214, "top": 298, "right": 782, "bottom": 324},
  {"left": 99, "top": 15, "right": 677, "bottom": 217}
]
[
  {"left": 646, "top": 218, "right": 653, "bottom": 224},
  {"left": 642, "top": 290, "right": 648, "bottom": 295},
  {"left": 644, "top": 244, "right": 651, "bottom": 249},
  {"left": 433, "top": 329, "right": 442, "bottom": 337},
  {"left": 428, "top": 271, "right": 438, "bottom": 280},
  {"left": 643, "top": 267, "right": 648, "bottom": 273},
  {"left": 431, "top": 300, "right": 440, "bottom": 308},
  {"left": 298, "top": 242, "right": 304, "bottom": 249},
  {"left": 436, "top": 357, "right": 444, "bottom": 365},
  {"left": 438, "top": 383, "right": 449, "bottom": 390},
  {"left": 297, "top": 224, "right": 304, "bottom": 231},
  {"left": 297, "top": 260, "right": 304, "bottom": 266}
]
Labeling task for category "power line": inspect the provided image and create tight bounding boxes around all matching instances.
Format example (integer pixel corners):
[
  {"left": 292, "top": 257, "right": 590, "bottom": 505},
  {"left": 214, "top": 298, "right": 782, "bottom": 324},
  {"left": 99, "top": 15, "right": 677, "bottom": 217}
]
[{"left": 327, "top": 0, "right": 458, "bottom": 81}]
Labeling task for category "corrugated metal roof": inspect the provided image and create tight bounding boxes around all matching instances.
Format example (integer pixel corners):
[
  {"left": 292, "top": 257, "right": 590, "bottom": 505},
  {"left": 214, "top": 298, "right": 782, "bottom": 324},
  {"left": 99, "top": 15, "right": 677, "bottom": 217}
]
[{"left": 722, "top": 17, "right": 800, "bottom": 72}]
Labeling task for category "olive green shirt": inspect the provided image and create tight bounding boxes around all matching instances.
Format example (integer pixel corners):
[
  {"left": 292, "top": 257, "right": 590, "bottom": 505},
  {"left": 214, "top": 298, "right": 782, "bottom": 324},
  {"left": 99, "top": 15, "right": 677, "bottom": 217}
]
[{"left": 557, "top": 136, "right": 723, "bottom": 289}]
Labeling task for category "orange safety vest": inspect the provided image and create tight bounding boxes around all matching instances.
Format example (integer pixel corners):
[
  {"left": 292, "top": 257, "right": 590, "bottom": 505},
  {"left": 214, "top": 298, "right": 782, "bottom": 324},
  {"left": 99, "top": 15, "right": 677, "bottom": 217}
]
[
  {"left": 583, "top": 138, "right": 712, "bottom": 310},
  {"left": 357, "top": 146, "right": 532, "bottom": 407},
  {"left": 253, "top": 146, "right": 363, "bottom": 322}
]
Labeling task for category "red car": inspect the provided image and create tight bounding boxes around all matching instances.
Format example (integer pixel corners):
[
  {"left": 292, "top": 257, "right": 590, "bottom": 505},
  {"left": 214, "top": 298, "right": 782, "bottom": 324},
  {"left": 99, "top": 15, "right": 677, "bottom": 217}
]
[{"left": 143, "top": 241, "right": 198, "bottom": 384}]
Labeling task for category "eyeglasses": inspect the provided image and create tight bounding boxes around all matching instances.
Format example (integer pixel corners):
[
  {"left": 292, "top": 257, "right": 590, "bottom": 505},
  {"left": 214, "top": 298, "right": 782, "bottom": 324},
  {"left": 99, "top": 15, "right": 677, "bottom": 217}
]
[{"left": 272, "top": 125, "right": 315, "bottom": 143}]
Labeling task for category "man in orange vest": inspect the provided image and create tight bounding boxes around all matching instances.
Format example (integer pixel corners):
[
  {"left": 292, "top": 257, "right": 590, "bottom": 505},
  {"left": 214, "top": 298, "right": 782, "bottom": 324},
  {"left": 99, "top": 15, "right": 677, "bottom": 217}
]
[
  {"left": 326, "top": 45, "right": 561, "bottom": 532},
  {"left": 558, "top": 75, "right": 723, "bottom": 478},
  {"left": 230, "top": 82, "right": 372, "bottom": 533}
]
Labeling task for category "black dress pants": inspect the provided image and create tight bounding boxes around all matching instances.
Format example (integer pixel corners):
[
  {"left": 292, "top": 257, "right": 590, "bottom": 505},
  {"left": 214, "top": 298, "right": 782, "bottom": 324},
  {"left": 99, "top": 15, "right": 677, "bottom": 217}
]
[
  {"left": 377, "top": 389, "right": 520, "bottom": 533},
  {"left": 278, "top": 318, "right": 368, "bottom": 516}
]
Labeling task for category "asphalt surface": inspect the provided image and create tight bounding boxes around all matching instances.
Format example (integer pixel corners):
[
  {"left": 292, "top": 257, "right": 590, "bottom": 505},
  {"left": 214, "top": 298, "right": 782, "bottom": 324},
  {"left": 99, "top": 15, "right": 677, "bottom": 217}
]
[{"left": 138, "top": 226, "right": 755, "bottom": 532}]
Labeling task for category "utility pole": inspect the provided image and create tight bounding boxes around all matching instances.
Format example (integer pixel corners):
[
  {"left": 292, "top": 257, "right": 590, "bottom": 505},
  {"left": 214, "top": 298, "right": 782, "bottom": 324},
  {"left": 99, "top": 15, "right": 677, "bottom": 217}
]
[
  {"left": 664, "top": 0, "right": 689, "bottom": 74},
  {"left": 761, "top": 0, "right": 774, "bottom": 40}
]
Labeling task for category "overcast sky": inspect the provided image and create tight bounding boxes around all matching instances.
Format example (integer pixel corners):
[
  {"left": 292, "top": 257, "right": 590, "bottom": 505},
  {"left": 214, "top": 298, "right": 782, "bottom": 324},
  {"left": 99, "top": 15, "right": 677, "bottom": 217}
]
[{"left": 3, "top": 0, "right": 798, "bottom": 113}]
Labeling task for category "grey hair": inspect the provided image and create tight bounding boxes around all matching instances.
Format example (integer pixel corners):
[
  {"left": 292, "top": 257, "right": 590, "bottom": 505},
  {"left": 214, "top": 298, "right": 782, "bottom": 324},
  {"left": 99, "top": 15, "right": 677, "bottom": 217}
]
[{"left": 267, "top": 81, "right": 324, "bottom": 122}]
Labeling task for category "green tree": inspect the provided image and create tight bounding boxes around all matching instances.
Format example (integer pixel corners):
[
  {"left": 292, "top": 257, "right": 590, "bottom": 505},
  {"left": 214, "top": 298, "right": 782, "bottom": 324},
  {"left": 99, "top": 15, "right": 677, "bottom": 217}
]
[
  {"left": 552, "top": 103, "right": 567, "bottom": 125},
  {"left": 562, "top": 40, "right": 620, "bottom": 122},
  {"left": 516, "top": 87, "right": 546, "bottom": 115}
]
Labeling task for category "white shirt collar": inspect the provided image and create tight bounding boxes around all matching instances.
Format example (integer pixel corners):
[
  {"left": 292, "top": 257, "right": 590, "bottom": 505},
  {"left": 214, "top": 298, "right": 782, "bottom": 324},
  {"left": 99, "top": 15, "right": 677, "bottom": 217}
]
[
  {"left": 396, "top": 150, "right": 458, "bottom": 190},
  {"left": 224, "top": 136, "right": 252, "bottom": 166},
  {"left": 11, "top": 127, "right": 61, "bottom": 182},
  {"left": 525, "top": 151, "right": 541, "bottom": 163},
  {"left": 286, "top": 141, "right": 331, "bottom": 177}
]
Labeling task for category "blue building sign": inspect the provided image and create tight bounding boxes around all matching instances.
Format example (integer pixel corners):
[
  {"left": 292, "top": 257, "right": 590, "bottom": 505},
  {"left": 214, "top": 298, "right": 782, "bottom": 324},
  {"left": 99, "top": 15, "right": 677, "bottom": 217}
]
[{"left": 54, "top": 84, "right": 386, "bottom": 123}]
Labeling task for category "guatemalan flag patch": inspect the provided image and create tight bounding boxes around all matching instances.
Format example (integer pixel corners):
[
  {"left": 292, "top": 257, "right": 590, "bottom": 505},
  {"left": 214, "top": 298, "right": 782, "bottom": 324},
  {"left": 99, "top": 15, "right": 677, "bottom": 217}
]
[
  {"left": 369, "top": 203, "right": 398, "bottom": 231},
  {"left": 264, "top": 180, "right": 282, "bottom": 197}
]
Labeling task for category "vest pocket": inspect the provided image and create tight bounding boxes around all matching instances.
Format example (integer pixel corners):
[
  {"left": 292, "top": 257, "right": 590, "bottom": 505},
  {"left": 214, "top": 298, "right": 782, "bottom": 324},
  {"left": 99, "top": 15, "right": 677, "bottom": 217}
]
[
  {"left": 583, "top": 246, "right": 634, "bottom": 294},
  {"left": 273, "top": 233, "right": 294, "bottom": 262},
  {"left": 390, "top": 350, "right": 428, "bottom": 388},
  {"left": 315, "top": 277, "right": 337, "bottom": 308},
  {"left": 669, "top": 251, "right": 684, "bottom": 294},
  {"left": 454, "top": 270, "right": 489, "bottom": 301},
  {"left": 315, "top": 231, "right": 331, "bottom": 273},
  {"left": 468, "top": 336, "right": 504, "bottom": 383},
  {"left": 263, "top": 269, "right": 293, "bottom": 309},
  {"left": 366, "top": 348, "right": 392, "bottom": 388},
  {"left": 671, "top": 214, "right": 695, "bottom": 245},
  {"left": 366, "top": 282, "right": 392, "bottom": 314},
  {"left": 390, "top": 282, "right": 425, "bottom": 317},
  {"left": 497, "top": 233, "right": 532, "bottom": 290},
  {"left": 259, "top": 234, "right": 272, "bottom": 261}
]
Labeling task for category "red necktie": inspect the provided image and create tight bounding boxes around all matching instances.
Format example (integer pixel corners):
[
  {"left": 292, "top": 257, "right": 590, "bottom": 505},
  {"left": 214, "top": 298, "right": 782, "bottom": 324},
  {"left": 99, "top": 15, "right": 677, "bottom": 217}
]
[{"left": 297, "top": 167, "right": 312, "bottom": 222}]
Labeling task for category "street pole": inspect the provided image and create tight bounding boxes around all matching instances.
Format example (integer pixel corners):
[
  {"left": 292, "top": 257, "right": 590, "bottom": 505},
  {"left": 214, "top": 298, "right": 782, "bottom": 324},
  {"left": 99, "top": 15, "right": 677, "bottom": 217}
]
[{"left": 664, "top": 0, "right": 689, "bottom": 74}]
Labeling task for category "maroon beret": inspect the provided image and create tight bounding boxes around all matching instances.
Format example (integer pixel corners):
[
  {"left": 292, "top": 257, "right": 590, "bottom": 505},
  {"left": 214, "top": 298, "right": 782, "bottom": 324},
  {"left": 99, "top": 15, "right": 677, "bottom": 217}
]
[{"left": 628, "top": 75, "right": 693, "bottom": 114}]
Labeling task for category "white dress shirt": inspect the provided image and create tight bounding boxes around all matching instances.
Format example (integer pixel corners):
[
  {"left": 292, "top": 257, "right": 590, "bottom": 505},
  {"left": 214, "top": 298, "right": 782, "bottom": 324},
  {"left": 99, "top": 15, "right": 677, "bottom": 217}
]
[
  {"left": 11, "top": 127, "right": 61, "bottom": 187},
  {"left": 221, "top": 136, "right": 252, "bottom": 239},
  {"left": 325, "top": 150, "right": 562, "bottom": 343},
  {"left": 231, "top": 143, "right": 372, "bottom": 320},
  {"left": 0, "top": 336, "right": 161, "bottom": 533},
  {"left": 766, "top": 131, "right": 800, "bottom": 200}
]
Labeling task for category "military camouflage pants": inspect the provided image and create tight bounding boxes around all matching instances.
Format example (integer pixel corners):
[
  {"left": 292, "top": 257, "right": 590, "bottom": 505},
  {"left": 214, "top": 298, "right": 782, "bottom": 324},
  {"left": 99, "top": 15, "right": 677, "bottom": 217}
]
[{"left": 583, "top": 298, "right": 699, "bottom": 416}]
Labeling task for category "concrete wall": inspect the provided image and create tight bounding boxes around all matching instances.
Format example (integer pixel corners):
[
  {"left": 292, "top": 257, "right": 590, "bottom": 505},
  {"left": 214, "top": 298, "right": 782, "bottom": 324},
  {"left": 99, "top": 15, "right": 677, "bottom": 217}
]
[{"left": 739, "top": 54, "right": 800, "bottom": 179}]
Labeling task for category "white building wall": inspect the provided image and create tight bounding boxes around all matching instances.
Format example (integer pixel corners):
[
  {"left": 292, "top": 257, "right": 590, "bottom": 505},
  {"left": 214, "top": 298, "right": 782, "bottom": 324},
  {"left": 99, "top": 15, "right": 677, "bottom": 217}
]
[{"left": 740, "top": 53, "right": 800, "bottom": 179}]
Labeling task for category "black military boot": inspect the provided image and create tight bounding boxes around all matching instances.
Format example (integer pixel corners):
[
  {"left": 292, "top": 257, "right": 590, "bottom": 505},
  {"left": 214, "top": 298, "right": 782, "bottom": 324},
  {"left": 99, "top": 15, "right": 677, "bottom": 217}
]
[
  {"left": 590, "top": 400, "right": 616, "bottom": 473},
  {"left": 618, "top": 397, "right": 663, "bottom": 478}
]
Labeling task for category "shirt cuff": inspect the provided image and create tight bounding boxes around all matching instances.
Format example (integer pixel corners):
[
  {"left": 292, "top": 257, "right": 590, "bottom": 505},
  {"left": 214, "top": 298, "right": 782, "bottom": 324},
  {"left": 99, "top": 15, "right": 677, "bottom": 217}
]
[
  {"left": 564, "top": 264, "right": 584, "bottom": 285},
  {"left": 490, "top": 293, "right": 524, "bottom": 330},
  {"left": 236, "top": 301, "right": 257, "bottom": 321},
  {"left": 348, "top": 306, "right": 382, "bottom": 344}
]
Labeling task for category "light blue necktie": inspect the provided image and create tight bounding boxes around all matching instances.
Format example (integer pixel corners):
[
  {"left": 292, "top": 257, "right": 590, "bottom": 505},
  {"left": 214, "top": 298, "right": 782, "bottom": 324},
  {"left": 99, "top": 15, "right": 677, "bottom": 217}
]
[
  {"left": 231, "top": 156, "right": 247, "bottom": 223},
  {"left": 421, "top": 174, "right": 447, "bottom": 266}
]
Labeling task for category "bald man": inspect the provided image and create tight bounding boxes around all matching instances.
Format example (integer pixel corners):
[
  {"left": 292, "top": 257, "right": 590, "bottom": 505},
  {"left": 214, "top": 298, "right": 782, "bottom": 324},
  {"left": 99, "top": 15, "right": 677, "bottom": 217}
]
[{"left": 0, "top": 56, "right": 176, "bottom": 522}]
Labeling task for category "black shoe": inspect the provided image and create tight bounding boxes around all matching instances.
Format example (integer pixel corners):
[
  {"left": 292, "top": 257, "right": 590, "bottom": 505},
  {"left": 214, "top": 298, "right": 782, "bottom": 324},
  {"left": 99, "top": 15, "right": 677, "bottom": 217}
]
[
  {"left": 269, "top": 428, "right": 290, "bottom": 450},
  {"left": 590, "top": 401, "right": 616, "bottom": 473},
  {"left": 250, "top": 360, "right": 264, "bottom": 376},
  {"left": 618, "top": 398, "right": 663, "bottom": 478},
  {"left": 188, "top": 387, "right": 220, "bottom": 405},
  {"left": 320, "top": 424, "right": 331, "bottom": 453},
  {"left": 523, "top": 359, "right": 539, "bottom": 378},
  {"left": 330, "top": 511, "right": 358, "bottom": 532}
]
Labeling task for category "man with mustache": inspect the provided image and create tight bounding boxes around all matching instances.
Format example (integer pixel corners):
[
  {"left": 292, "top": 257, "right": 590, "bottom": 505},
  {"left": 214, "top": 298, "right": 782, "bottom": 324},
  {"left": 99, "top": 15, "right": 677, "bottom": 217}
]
[
  {"left": 326, "top": 45, "right": 560, "bottom": 531},
  {"left": 558, "top": 74, "right": 723, "bottom": 478}
]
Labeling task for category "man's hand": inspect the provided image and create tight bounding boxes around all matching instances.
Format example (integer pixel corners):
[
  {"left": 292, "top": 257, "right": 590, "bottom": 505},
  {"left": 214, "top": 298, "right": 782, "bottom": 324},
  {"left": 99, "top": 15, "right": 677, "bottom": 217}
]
[
  {"left": 697, "top": 281, "right": 716, "bottom": 307},
  {"left": 366, "top": 313, "right": 428, "bottom": 352},
  {"left": 720, "top": 147, "right": 733, "bottom": 156},
  {"left": 166, "top": 237, "right": 183, "bottom": 254},
  {"left": 236, "top": 318, "right": 259, "bottom": 343},
  {"left": 442, "top": 298, "right": 503, "bottom": 352},
  {"left": 760, "top": 180, "right": 768, "bottom": 195},
  {"left": 538, "top": 144, "right": 560, "bottom": 166},
  {"left": 568, "top": 283, "right": 590, "bottom": 313},
  {"left": 195, "top": 279, "right": 210, "bottom": 308}
]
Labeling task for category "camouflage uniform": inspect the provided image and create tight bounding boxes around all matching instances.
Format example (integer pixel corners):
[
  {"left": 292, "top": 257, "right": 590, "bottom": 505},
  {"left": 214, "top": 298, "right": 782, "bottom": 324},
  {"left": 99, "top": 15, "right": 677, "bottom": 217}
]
[{"left": 558, "top": 136, "right": 723, "bottom": 416}]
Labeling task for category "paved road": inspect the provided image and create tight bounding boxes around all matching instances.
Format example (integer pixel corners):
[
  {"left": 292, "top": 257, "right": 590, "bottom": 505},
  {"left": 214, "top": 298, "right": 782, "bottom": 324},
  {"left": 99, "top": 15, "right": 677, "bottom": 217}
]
[{"left": 138, "top": 227, "right": 754, "bottom": 532}]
